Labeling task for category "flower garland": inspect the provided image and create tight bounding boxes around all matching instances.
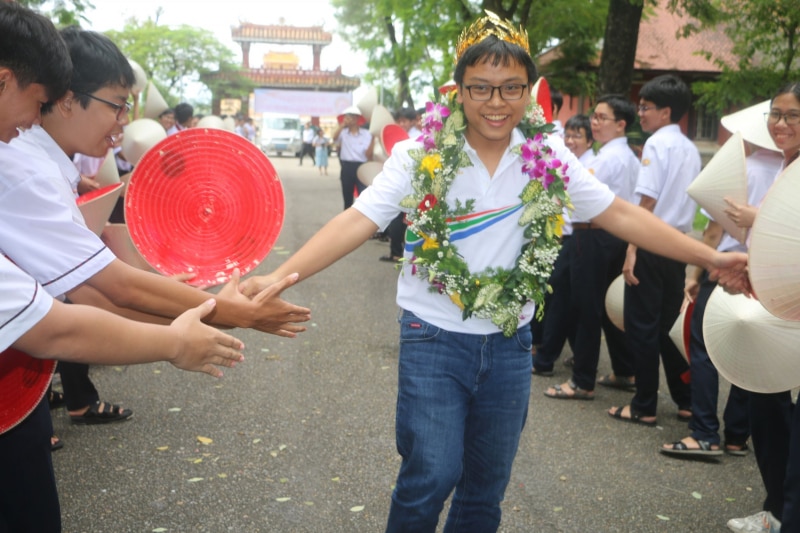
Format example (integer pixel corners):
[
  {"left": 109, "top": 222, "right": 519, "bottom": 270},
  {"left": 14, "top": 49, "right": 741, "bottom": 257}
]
[{"left": 399, "top": 89, "right": 572, "bottom": 337}]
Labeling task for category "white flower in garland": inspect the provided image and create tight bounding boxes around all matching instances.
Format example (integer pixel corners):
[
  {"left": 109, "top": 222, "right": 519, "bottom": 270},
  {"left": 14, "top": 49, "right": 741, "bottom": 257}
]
[{"left": 400, "top": 91, "right": 572, "bottom": 337}]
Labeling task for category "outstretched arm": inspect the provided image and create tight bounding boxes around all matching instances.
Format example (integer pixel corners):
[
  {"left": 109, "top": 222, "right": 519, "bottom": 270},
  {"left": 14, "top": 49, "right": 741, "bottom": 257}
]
[
  {"left": 592, "top": 197, "right": 751, "bottom": 295},
  {"left": 241, "top": 207, "right": 379, "bottom": 296},
  {"left": 14, "top": 299, "right": 244, "bottom": 378}
]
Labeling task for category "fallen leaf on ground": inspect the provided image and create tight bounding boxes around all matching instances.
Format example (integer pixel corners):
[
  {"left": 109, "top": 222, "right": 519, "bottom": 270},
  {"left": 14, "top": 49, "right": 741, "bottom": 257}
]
[
  {"left": 197, "top": 436, "right": 213, "bottom": 445},
  {"left": 187, "top": 478, "right": 203, "bottom": 483},
  {"left": 156, "top": 446, "right": 169, "bottom": 451},
  {"left": 276, "top": 497, "right": 291, "bottom": 502},
  {"left": 350, "top": 505, "right": 365, "bottom": 512},
  {"left": 657, "top": 515, "right": 670, "bottom": 521}
]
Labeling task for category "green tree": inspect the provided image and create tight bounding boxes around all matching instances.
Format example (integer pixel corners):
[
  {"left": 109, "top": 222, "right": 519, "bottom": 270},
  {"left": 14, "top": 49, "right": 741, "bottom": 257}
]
[
  {"left": 675, "top": 0, "right": 800, "bottom": 112},
  {"left": 331, "top": 0, "right": 608, "bottom": 108},
  {"left": 17, "top": 0, "right": 93, "bottom": 27},
  {"left": 105, "top": 16, "right": 249, "bottom": 106}
]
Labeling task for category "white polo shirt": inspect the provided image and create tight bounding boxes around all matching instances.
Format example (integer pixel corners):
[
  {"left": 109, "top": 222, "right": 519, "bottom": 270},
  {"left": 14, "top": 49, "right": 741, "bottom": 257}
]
[
  {"left": 0, "top": 139, "right": 115, "bottom": 299},
  {"left": 635, "top": 124, "right": 700, "bottom": 232},
  {"left": 0, "top": 257, "right": 53, "bottom": 351},
  {"left": 354, "top": 128, "right": 615, "bottom": 334},
  {"left": 338, "top": 128, "right": 372, "bottom": 163},
  {"left": 585, "top": 136, "right": 639, "bottom": 201}
]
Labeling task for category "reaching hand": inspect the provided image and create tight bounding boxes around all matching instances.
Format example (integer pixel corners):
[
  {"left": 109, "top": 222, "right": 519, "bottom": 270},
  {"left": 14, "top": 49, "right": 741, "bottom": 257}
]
[
  {"left": 708, "top": 251, "right": 752, "bottom": 297},
  {"left": 723, "top": 197, "right": 758, "bottom": 229},
  {"left": 169, "top": 299, "right": 245, "bottom": 378},
  {"left": 249, "top": 272, "right": 311, "bottom": 337}
]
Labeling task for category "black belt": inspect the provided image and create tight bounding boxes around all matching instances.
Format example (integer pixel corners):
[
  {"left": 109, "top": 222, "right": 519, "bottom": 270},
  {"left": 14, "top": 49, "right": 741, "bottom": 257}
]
[{"left": 572, "top": 222, "right": 599, "bottom": 230}]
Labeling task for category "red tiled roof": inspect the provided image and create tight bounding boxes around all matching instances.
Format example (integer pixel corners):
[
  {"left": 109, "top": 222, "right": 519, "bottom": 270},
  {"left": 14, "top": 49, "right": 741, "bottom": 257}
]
[
  {"left": 635, "top": 7, "right": 735, "bottom": 72},
  {"left": 203, "top": 67, "right": 360, "bottom": 91},
  {"left": 232, "top": 23, "right": 332, "bottom": 45},
  {"left": 537, "top": 5, "right": 735, "bottom": 74}
]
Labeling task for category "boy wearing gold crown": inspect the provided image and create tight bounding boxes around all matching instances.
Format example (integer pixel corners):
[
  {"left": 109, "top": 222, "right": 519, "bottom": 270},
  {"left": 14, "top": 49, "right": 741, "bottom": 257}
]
[{"left": 243, "top": 12, "right": 749, "bottom": 531}]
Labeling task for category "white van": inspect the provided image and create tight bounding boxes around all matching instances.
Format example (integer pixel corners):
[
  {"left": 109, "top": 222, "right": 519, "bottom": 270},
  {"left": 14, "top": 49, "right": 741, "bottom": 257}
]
[{"left": 259, "top": 113, "right": 302, "bottom": 157}]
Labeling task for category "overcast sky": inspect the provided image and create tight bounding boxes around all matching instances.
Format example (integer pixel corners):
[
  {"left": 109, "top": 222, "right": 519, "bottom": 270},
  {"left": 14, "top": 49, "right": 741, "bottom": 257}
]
[{"left": 84, "top": 0, "right": 368, "bottom": 78}]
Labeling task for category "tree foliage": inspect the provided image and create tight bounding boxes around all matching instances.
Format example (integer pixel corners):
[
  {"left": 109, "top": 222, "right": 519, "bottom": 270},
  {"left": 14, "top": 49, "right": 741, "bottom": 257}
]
[
  {"left": 16, "top": 0, "right": 94, "bottom": 27},
  {"left": 672, "top": 0, "right": 800, "bottom": 112},
  {"left": 331, "top": 0, "right": 608, "bottom": 108},
  {"left": 105, "top": 16, "right": 248, "bottom": 106}
]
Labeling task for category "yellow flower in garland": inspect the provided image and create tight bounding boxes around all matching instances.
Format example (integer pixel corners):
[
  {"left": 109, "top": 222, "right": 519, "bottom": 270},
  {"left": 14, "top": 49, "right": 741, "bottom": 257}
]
[
  {"left": 420, "top": 232, "right": 440, "bottom": 251},
  {"left": 420, "top": 153, "right": 442, "bottom": 179},
  {"left": 449, "top": 292, "right": 465, "bottom": 310},
  {"left": 547, "top": 214, "right": 565, "bottom": 238}
]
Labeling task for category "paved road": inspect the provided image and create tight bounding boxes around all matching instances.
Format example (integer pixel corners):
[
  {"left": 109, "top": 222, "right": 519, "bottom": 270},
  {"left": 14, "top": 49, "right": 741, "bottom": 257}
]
[{"left": 53, "top": 154, "right": 765, "bottom": 532}]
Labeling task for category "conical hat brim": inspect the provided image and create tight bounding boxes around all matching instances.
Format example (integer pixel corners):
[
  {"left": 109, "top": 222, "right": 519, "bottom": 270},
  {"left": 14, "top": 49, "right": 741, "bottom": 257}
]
[
  {"left": 356, "top": 87, "right": 378, "bottom": 122},
  {"left": 196, "top": 115, "right": 226, "bottom": 130},
  {"left": 100, "top": 224, "right": 154, "bottom": 271},
  {"left": 748, "top": 160, "right": 800, "bottom": 320},
  {"left": 532, "top": 77, "right": 553, "bottom": 123},
  {"left": 704, "top": 286, "right": 800, "bottom": 393},
  {"left": 604, "top": 274, "right": 625, "bottom": 332},
  {"left": 357, "top": 161, "right": 383, "bottom": 187},
  {"left": 687, "top": 131, "right": 748, "bottom": 243},
  {"left": 128, "top": 59, "right": 147, "bottom": 94},
  {"left": 369, "top": 105, "right": 394, "bottom": 136},
  {"left": 95, "top": 148, "right": 120, "bottom": 187},
  {"left": 76, "top": 182, "right": 124, "bottom": 236},
  {"left": 121, "top": 119, "right": 167, "bottom": 166},
  {"left": 381, "top": 124, "right": 409, "bottom": 157},
  {"left": 668, "top": 302, "right": 694, "bottom": 362},
  {"left": 721, "top": 100, "right": 779, "bottom": 152},
  {"left": 143, "top": 81, "right": 169, "bottom": 120}
]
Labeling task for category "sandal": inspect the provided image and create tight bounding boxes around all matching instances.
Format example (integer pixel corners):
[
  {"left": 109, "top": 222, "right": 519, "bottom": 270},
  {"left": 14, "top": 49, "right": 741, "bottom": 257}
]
[
  {"left": 607, "top": 405, "right": 657, "bottom": 427},
  {"left": 677, "top": 409, "right": 692, "bottom": 422},
  {"left": 70, "top": 401, "right": 133, "bottom": 425},
  {"left": 544, "top": 381, "right": 594, "bottom": 400},
  {"left": 725, "top": 442, "right": 750, "bottom": 456},
  {"left": 597, "top": 374, "right": 636, "bottom": 391},
  {"left": 48, "top": 390, "right": 66, "bottom": 410},
  {"left": 531, "top": 366, "right": 554, "bottom": 377},
  {"left": 51, "top": 435, "right": 64, "bottom": 452},
  {"left": 660, "top": 437, "right": 722, "bottom": 457}
]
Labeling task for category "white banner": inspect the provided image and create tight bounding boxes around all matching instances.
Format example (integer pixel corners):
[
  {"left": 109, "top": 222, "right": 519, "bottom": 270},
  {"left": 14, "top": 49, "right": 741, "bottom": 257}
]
[{"left": 254, "top": 89, "right": 353, "bottom": 116}]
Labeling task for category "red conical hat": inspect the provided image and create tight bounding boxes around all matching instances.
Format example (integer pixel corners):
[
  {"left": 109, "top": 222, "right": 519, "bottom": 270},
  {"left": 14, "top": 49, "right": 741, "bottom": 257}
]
[
  {"left": 125, "top": 128, "right": 284, "bottom": 287},
  {"left": 0, "top": 349, "right": 55, "bottom": 434},
  {"left": 381, "top": 124, "right": 410, "bottom": 157},
  {"left": 532, "top": 77, "right": 553, "bottom": 123}
]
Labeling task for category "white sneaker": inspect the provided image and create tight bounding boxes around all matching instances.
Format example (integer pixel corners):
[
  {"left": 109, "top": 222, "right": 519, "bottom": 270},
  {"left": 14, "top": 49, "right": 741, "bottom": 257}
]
[{"left": 727, "top": 510, "right": 781, "bottom": 532}]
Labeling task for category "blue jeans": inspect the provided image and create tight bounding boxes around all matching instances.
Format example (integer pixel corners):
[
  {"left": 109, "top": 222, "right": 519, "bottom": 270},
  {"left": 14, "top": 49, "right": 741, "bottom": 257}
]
[{"left": 386, "top": 311, "right": 532, "bottom": 533}]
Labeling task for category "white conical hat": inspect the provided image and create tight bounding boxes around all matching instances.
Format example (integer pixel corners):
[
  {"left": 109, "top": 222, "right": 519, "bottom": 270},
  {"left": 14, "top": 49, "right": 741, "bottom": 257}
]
[
  {"left": 687, "top": 131, "right": 748, "bottom": 243},
  {"left": 143, "top": 81, "right": 169, "bottom": 120},
  {"left": 222, "top": 116, "right": 236, "bottom": 132},
  {"left": 721, "top": 100, "right": 779, "bottom": 153},
  {"left": 668, "top": 302, "right": 694, "bottom": 362},
  {"left": 128, "top": 59, "right": 147, "bottom": 94},
  {"left": 100, "top": 223, "right": 154, "bottom": 271},
  {"left": 369, "top": 105, "right": 394, "bottom": 136},
  {"left": 196, "top": 115, "right": 226, "bottom": 130},
  {"left": 604, "top": 274, "right": 625, "bottom": 332},
  {"left": 748, "top": 160, "right": 800, "bottom": 321},
  {"left": 95, "top": 148, "right": 120, "bottom": 187},
  {"left": 356, "top": 87, "right": 378, "bottom": 122},
  {"left": 121, "top": 119, "right": 167, "bottom": 166},
  {"left": 704, "top": 286, "right": 800, "bottom": 393},
  {"left": 76, "top": 182, "right": 124, "bottom": 236},
  {"left": 357, "top": 161, "right": 383, "bottom": 187}
]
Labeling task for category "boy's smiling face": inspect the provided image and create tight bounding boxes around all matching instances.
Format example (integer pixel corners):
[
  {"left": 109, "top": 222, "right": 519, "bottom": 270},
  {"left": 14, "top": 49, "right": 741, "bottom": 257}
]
[{"left": 457, "top": 57, "right": 531, "bottom": 152}]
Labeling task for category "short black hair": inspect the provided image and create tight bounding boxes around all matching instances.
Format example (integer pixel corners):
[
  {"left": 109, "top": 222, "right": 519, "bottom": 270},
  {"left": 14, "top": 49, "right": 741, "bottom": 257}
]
[
  {"left": 158, "top": 108, "right": 174, "bottom": 118},
  {"left": 639, "top": 74, "right": 692, "bottom": 123},
  {"left": 596, "top": 94, "right": 637, "bottom": 132},
  {"left": 550, "top": 88, "right": 563, "bottom": 113},
  {"left": 0, "top": 2, "right": 72, "bottom": 102},
  {"left": 48, "top": 26, "right": 134, "bottom": 114},
  {"left": 564, "top": 114, "right": 592, "bottom": 142},
  {"left": 454, "top": 35, "right": 537, "bottom": 88},
  {"left": 174, "top": 102, "right": 194, "bottom": 125},
  {"left": 396, "top": 107, "right": 417, "bottom": 121}
]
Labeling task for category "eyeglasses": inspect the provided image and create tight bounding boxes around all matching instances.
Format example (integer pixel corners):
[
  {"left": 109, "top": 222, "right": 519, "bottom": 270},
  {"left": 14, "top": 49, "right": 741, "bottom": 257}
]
[
  {"left": 563, "top": 133, "right": 587, "bottom": 141},
  {"left": 463, "top": 84, "right": 527, "bottom": 101},
  {"left": 74, "top": 91, "right": 132, "bottom": 122},
  {"left": 637, "top": 105, "right": 659, "bottom": 113},
  {"left": 590, "top": 113, "right": 617, "bottom": 123},
  {"left": 765, "top": 111, "right": 800, "bottom": 126}
]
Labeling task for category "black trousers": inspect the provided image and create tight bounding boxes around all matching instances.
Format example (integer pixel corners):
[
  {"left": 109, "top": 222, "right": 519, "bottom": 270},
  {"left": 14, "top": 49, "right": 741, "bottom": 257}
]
[
  {"left": 339, "top": 160, "right": 366, "bottom": 210},
  {"left": 624, "top": 249, "right": 691, "bottom": 416},
  {"left": 299, "top": 142, "right": 315, "bottom": 165},
  {"left": 569, "top": 228, "right": 633, "bottom": 390},
  {"left": 387, "top": 213, "right": 406, "bottom": 258},
  {"left": 0, "top": 400, "right": 61, "bottom": 532},
  {"left": 58, "top": 361, "right": 99, "bottom": 411}
]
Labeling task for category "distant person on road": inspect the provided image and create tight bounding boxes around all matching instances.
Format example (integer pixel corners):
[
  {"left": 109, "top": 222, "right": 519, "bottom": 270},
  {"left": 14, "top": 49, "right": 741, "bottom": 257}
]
[
  {"left": 333, "top": 106, "right": 373, "bottom": 209},
  {"left": 299, "top": 121, "right": 316, "bottom": 166},
  {"left": 158, "top": 108, "right": 175, "bottom": 131},
  {"left": 241, "top": 12, "right": 749, "bottom": 531},
  {"left": 167, "top": 102, "right": 193, "bottom": 135},
  {"left": 312, "top": 128, "right": 330, "bottom": 175}
]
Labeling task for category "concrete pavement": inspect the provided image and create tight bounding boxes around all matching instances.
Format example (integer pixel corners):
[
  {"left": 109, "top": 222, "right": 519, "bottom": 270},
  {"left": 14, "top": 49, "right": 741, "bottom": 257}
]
[{"left": 52, "top": 154, "right": 765, "bottom": 532}]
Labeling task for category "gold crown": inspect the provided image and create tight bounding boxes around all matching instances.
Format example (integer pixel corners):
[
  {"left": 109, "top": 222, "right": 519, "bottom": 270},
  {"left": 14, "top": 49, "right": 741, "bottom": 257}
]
[{"left": 455, "top": 10, "right": 530, "bottom": 62}]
